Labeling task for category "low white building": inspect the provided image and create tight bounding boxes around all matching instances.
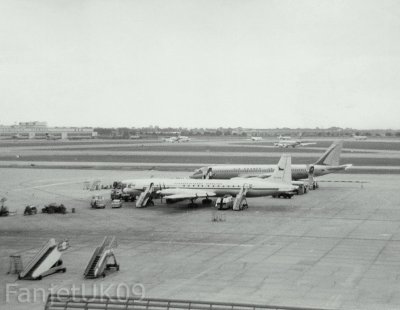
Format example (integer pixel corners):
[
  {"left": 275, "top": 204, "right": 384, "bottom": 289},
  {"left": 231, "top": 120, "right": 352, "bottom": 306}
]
[{"left": 0, "top": 121, "right": 97, "bottom": 140}]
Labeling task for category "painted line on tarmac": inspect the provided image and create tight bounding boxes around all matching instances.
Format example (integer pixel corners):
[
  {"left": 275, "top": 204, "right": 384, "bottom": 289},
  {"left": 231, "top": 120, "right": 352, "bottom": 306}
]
[
  {"left": 12, "top": 180, "right": 86, "bottom": 192},
  {"left": 137, "top": 240, "right": 255, "bottom": 247},
  {"left": 31, "top": 180, "right": 85, "bottom": 189},
  {"left": 318, "top": 180, "right": 370, "bottom": 183}
]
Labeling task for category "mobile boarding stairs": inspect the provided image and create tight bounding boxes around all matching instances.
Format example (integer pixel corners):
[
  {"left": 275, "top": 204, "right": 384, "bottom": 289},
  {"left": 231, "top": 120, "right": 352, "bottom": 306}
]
[
  {"left": 84, "top": 236, "right": 119, "bottom": 279},
  {"left": 136, "top": 183, "right": 155, "bottom": 208},
  {"left": 16, "top": 238, "right": 67, "bottom": 280}
]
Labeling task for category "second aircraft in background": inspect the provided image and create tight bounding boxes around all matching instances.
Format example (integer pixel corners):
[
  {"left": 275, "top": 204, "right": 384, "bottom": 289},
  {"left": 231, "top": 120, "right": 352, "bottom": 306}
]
[{"left": 191, "top": 141, "right": 352, "bottom": 181}]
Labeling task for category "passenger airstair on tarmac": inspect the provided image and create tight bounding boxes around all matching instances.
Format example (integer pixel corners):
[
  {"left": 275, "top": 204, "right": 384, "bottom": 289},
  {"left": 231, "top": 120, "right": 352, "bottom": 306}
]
[
  {"left": 84, "top": 236, "right": 119, "bottom": 279},
  {"left": 18, "top": 238, "right": 66, "bottom": 280},
  {"left": 204, "top": 167, "right": 213, "bottom": 179},
  {"left": 232, "top": 185, "right": 249, "bottom": 211},
  {"left": 136, "top": 183, "right": 154, "bottom": 208},
  {"left": 307, "top": 165, "right": 318, "bottom": 190}
]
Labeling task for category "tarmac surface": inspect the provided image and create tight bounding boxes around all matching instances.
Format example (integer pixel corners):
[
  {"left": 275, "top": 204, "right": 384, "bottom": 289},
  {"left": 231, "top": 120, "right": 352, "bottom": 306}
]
[
  {"left": 1, "top": 168, "right": 400, "bottom": 310},
  {"left": 1, "top": 137, "right": 400, "bottom": 310}
]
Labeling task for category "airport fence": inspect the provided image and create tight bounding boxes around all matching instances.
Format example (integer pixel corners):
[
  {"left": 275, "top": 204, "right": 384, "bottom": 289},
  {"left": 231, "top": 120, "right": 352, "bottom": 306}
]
[{"left": 45, "top": 294, "right": 335, "bottom": 310}]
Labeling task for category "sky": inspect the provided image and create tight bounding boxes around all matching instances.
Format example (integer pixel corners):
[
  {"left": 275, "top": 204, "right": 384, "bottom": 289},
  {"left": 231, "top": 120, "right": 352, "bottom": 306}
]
[{"left": 1, "top": 0, "right": 400, "bottom": 129}]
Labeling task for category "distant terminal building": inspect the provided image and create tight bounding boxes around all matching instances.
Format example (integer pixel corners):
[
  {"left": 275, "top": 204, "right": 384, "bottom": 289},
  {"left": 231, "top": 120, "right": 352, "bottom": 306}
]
[{"left": 0, "top": 121, "right": 97, "bottom": 140}]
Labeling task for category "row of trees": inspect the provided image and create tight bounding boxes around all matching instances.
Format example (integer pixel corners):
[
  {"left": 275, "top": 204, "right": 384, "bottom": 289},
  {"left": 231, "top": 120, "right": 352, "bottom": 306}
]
[{"left": 94, "top": 127, "right": 400, "bottom": 139}]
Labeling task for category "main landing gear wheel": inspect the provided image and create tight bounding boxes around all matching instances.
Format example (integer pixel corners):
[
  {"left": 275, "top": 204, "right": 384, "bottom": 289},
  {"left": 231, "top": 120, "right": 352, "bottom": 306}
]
[{"left": 202, "top": 198, "right": 212, "bottom": 205}]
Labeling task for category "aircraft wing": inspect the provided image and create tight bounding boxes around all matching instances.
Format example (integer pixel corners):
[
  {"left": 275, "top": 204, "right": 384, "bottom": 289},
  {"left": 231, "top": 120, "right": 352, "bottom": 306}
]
[
  {"left": 157, "top": 189, "right": 216, "bottom": 202},
  {"left": 299, "top": 142, "right": 316, "bottom": 146},
  {"left": 274, "top": 142, "right": 289, "bottom": 148},
  {"left": 325, "top": 164, "right": 353, "bottom": 172},
  {"left": 235, "top": 173, "right": 272, "bottom": 179}
]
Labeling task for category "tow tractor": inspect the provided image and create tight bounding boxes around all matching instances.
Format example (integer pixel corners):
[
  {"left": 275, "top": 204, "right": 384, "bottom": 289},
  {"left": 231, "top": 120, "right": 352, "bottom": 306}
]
[
  {"left": 121, "top": 192, "right": 136, "bottom": 202},
  {"left": 0, "top": 205, "right": 10, "bottom": 217},
  {"left": 110, "top": 188, "right": 122, "bottom": 200},
  {"left": 0, "top": 198, "right": 10, "bottom": 217},
  {"left": 215, "top": 186, "right": 249, "bottom": 211},
  {"left": 111, "top": 199, "right": 123, "bottom": 208},
  {"left": 215, "top": 195, "right": 236, "bottom": 210},
  {"left": 111, "top": 188, "right": 135, "bottom": 202},
  {"left": 24, "top": 205, "right": 38, "bottom": 215},
  {"left": 272, "top": 192, "right": 294, "bottom": 199},
  {"left": 91, "top": 196, "right": 106, "bottom": 209}
]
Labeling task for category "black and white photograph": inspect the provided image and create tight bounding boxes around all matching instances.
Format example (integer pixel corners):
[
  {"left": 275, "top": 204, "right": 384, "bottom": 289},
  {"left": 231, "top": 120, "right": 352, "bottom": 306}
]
[{"left": 1, "top": 1, "right": 400, "bottom": 310}]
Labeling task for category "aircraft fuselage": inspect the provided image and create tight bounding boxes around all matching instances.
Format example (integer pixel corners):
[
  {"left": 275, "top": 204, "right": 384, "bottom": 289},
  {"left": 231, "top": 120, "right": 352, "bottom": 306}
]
[
  {"left": 122, "top": 178, "right": 296, "bottom": 198},
  {"left": 191, "top": 164, "right": 350, "bottom": 181}
]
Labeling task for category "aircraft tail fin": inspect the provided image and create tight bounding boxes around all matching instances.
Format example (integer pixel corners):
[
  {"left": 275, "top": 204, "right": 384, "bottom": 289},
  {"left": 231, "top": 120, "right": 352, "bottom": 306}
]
[
  {"left": 313, "top": 141, "right": 343, "bottom": 166},
  {"left": 270, "top": 154, "right": 292, "bottom": 184}
]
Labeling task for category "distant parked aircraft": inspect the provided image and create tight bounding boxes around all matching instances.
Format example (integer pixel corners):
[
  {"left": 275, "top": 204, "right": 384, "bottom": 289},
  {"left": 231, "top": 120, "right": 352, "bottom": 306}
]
[
  {"left": 353, "top": 134, "right": 367, "bottom": 140},
  {"left": 273, "top": 133, "right": 316, "bottom": 148},
  {"left": 45, "top": 133, "right": 61, "bottom": 140},
  {"left": 250, "top": 136, "right": 263, "bottom": 141},
  {"left": 164, "top": 135, "right": 191, "bottom": 143},
  {"left": 11, "top": 134, "right": 25, "bottom": 140},
  {"left": 274, "top": 138, "right": 315, "bottom": 148}
]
